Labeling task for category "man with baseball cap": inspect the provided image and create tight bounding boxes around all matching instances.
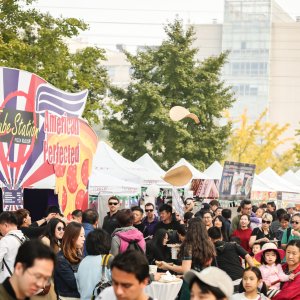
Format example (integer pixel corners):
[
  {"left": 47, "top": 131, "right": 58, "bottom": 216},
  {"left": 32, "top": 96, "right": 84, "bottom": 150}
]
[
  {"left": 286, "top": 202, "right": 296, "bottom": 218},
  {"left": 184, "top": 266, "right": 233, "bottom": 300}
]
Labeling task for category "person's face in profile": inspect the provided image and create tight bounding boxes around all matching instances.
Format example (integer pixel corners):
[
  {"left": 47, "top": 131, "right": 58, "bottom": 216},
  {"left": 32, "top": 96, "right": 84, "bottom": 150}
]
[{"left": 160, "top": 210, "right": 171, "bottom": 223}]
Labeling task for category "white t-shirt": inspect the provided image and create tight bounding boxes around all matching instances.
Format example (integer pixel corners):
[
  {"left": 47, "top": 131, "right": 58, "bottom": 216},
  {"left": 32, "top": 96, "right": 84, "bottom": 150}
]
[
  {"left": 231, "top": 292, "right": 266, "bottom": 300},
  {"left": 0, "top": 230, "right": 26, "bottom": 283},
  {"left": 96, "top": 286, "right": 157, "bottom": 300}
]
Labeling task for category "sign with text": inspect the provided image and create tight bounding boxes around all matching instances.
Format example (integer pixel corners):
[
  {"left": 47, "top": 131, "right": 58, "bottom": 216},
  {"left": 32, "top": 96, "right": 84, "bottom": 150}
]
[
  {"left": 0, "top": 67, "right": 97, "bottom": 213},
  {"left": 219, "top": 161, "right": 256, "bottom": 200},
  {"left": 2, "top": 187, "right": 23, "bottom": 211}
]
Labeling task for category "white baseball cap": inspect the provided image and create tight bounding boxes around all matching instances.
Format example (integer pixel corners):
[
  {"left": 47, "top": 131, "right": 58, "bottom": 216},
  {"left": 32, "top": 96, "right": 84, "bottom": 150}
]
[{"left": 184, "top": 267, "right": 233, "bottom": 298}]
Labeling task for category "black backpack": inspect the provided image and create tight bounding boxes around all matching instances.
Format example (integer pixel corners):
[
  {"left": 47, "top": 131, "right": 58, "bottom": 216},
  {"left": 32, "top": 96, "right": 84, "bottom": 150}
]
[
  {"left": 91, "top": 254, "right": 112, "bottom": 299},
  {"left": 126, "top": 240, "right": 144, "bottom": 253}
]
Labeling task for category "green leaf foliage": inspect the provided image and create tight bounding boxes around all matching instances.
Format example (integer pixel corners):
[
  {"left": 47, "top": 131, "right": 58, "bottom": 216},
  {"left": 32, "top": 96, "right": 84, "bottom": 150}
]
[
  {"left": 105, "top": 19, "right": 235, "bottom": 169},
  {"left": 0, "top": 0, "right": 110, "bottom": 124}
]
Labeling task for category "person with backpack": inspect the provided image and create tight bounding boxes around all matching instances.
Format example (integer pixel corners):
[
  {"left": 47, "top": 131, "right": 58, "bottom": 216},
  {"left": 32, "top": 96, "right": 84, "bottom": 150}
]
[
  {"left": 208, "top": 227, "right": 254, "bottom": 282},
  {"left": 77, "top": 229, "right": 112, "bottom": 300},
  {"left": 110, "top": 209, "right": 146, "bottom": 257},
  {"left": 0, "top": 212, "right": 27, "bottom": 283}
]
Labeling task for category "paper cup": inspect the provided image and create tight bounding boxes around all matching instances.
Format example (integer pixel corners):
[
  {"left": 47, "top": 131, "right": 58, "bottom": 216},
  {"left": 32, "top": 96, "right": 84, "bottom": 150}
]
[{"left": 149, "top": 265, "right": 158, "bottom": 274}]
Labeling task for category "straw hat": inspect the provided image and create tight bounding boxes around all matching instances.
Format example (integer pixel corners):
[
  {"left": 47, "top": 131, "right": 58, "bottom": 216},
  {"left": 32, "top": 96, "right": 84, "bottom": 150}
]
[
  {"left": 162, "top": 165, "right": 192, "bottom": 186},
  {"left": 184, "top": 267, "right": 233, "bottom": 298},
  {"left": 254, "top": 242, "right": 285, "bottom": 263}
]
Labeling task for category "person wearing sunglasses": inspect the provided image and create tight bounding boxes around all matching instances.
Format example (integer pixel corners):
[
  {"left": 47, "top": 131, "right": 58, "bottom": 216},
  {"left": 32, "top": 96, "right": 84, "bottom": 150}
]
[
  {"left": 141, "top": 202, "right": 158, "bottom": 238},
  {"left": 102, "top": 197, "right": 120, "bottom": 236},
  {"left": 39, "top": 218, "right": 66, "bottom": 298},
  {"left": 40, "top": 218, "right": 66, "bottom": 254},
  {"left": 281, "top": 213, "right": 300, "bottom": 250},
  {"left": 249, "top": 213, "right": 276, "bottom": 248}
]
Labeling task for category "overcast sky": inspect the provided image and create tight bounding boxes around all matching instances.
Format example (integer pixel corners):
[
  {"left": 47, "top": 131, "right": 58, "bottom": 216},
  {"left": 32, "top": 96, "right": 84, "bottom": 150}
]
[{"left": 34, "top": 0, "right": 300, "bottom": 51}]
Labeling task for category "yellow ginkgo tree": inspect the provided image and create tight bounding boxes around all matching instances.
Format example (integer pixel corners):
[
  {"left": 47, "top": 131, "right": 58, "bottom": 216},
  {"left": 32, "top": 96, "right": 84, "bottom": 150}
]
[{"left": 225, "top": 109, "right": 296, "bottom": 174}]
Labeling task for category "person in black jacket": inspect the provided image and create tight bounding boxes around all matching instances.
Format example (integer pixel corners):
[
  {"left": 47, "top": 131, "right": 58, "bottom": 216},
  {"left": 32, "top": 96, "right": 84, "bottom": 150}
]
[
  {"left": 153, "top": 204, "right": 181, "bottom": 243},
  {"left": 15, "top": 208, "right": 57, "bottom": 239},
  {"left": 102, "top": 196, "right": 120, "bottom": 236}
]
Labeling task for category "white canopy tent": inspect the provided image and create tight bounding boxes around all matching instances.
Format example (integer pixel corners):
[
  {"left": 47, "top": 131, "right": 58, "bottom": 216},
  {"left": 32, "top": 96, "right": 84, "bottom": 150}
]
[
  {"left": 203, "top": 162, "right": 277, "bottom": 193},
  {"left": 259, "top": 167, "right": 300, "bottom": 193},
  {"left": 135, "top": 153, "right": 165, "bottom": 176},
  {"left": 252, "top": 175, "right": 276, "bottom": 192},
  {"left": 204, "top": 161, "right": 223, "bottom": 180},
  {"left": 89, "top": 170, "right": 140, "bottom": 196},
  {"left": 282, "top": 170, "right": 300, "bottom": 186},
  {"left": 92, "top": 141, "right": 168, "bottom": 187}
]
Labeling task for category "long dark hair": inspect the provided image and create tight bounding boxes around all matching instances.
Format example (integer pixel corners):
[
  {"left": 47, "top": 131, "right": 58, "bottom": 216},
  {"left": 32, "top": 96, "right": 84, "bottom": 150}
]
[
  {"left": 213, "top": 215, "right": 229, "bottom": 241},
  {"left": 239, "top": 267, "right": 268, "bottom": 296},
  {"left": 178, "top": 218, "right": 215, "bottom": 267},
  {"left": 41, "top": 218, "right": 65, "bottom": 253},
  {"left": 147, "top": 229, "right": 171, "bottom": 262}
]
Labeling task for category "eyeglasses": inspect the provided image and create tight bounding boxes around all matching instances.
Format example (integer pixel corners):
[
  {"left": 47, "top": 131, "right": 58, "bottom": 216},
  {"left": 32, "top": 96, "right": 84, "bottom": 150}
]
[
  {"left": 26, "top": 268, "right": 51, "bottom": 285},
  {"left": 57, "top": 226, "right": 64, "bottom": 231},
  {"left": 291, "top": 221, "right": 299, "bottom": 225},
  {"left": 262, "top": 220, "right": 271, "bottom": 224},
  {"left": 109, "top": 202, "right": 119, "bottom": 206},
  {"left": 145, "top": 209, "right": 154, "bottom": 212}
]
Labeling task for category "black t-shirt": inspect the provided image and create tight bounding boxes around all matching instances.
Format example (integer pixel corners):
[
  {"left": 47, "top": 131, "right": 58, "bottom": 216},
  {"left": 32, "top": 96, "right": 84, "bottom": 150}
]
[
  {"left": 134, "top": 222, "right": 145, "bottom": 234},
  {"left": 251, "top": 227, "right": 275, "bottom": 246},
  {"left": 20, "top": 223, "right": 45, "bottom": 239},
  {"left": 154, "top": 220, "right": 181, "bottom": 243},
  {"left": 213, "top": 241, "right": 248, "bottom": 281}
]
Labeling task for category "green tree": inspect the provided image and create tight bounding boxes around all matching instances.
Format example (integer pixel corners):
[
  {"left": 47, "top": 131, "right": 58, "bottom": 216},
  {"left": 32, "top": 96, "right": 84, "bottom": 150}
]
[
  {"left": 105, "top": 20, "right": 235, "bottom": 170},
  {"left": 226, "top": 109, "right": 296, "bottom": 174},
  {"left": 0, "top": 0, "right": 109, "bottom": 124}
]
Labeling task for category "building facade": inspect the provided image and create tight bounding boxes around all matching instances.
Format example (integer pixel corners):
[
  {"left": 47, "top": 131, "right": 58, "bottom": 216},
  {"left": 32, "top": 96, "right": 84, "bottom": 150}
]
[{"left": 193, "top": 0, "right": 300, "bottom": 146}]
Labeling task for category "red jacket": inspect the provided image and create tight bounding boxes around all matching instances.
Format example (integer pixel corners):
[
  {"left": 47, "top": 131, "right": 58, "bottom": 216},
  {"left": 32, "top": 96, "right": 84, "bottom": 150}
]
[{"left": 272, "top": 263, "right": 300, "bottom": 300}]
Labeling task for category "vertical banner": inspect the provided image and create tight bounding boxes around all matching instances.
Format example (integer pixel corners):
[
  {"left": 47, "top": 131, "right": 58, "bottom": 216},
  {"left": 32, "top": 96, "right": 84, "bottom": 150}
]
[
  {"left": 0, "top": 67, "right": 97, "bottom": 214},
  {"left": 219, "top": 161, "right": 256, "bottom": 200}
]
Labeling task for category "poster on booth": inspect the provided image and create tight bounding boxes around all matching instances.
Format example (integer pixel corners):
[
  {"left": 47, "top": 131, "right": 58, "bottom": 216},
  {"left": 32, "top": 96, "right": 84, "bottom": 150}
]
[
  {"left": 219, "top": 161, "right": 256, "bottom": 200},
  {"left": 0, "top": 67, "right": 97, "bottom": 215}
]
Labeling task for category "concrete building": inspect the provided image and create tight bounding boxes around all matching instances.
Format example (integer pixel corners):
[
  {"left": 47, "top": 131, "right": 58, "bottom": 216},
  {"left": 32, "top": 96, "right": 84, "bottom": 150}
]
[{"left": 193, "top": 0, "right": 300, "bottom": 146}]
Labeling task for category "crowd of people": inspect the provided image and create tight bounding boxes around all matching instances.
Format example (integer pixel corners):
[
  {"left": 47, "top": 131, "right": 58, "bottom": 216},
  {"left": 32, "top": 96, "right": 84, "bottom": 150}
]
[{"left": 0, "top": 197, "right": 299, "bottom": 300}]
